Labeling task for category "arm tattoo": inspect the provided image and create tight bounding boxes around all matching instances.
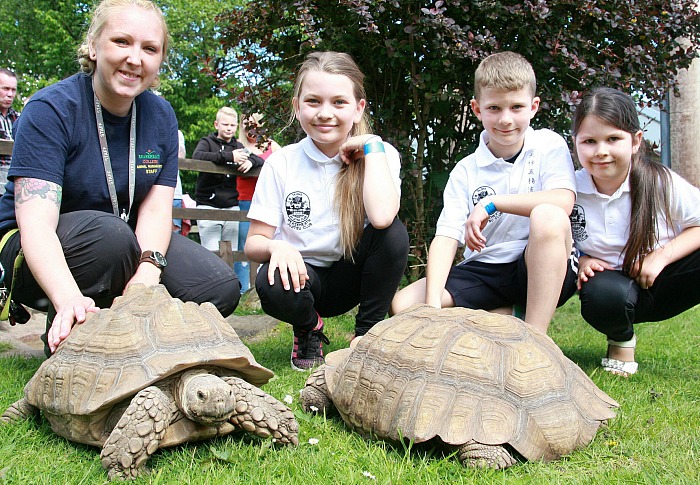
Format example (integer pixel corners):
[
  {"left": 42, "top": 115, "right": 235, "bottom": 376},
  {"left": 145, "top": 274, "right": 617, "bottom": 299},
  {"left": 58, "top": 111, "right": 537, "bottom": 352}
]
[{"left": 15, "top": 178, "right": 62, "bottom": 209}]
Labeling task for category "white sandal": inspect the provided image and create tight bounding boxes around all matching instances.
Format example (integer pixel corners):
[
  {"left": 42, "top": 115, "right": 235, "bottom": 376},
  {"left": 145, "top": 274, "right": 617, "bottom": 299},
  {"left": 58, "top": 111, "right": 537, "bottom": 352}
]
[{"left": 601, "top": 335, "right": 638, "bottom": 377}]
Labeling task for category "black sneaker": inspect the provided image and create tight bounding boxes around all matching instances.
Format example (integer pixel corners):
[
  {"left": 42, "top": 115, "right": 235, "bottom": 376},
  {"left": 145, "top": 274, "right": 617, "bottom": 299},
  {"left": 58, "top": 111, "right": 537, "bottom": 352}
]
[{"left": 291, "top": 313, "right": 330, "bottom": 371}]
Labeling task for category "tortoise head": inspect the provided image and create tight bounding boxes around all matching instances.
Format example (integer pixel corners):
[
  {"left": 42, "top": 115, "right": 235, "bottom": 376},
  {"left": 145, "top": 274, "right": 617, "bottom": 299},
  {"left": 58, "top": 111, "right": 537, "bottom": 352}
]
[{"left": 176, "top": 369, "right": 236, "bottom": 425}]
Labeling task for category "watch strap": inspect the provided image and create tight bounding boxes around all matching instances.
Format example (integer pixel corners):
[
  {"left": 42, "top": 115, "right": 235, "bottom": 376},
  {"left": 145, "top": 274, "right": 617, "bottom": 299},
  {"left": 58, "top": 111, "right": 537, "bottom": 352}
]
[{"left": 140, "top": 250, "right": 166, "bottom": 269}]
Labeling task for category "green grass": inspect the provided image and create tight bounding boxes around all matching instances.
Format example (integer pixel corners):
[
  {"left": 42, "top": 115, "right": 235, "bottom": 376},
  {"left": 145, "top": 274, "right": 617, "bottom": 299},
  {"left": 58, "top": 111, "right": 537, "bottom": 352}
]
[{"left": 1, "top": 299, "right": 699, "bottom": 484}]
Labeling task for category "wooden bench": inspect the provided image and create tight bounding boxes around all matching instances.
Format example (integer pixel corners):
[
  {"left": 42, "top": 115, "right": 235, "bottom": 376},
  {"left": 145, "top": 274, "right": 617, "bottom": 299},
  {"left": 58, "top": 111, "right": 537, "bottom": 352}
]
[
  {"left": 173, "top": 158, "right": 261, "bottom": 289},
  {"left": 0, "top": 139, "right": 12, "bottom": 156}
]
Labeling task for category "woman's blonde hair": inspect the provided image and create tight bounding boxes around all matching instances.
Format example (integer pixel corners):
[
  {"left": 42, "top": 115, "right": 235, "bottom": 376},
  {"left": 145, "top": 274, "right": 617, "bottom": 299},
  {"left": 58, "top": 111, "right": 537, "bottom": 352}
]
[
  {"left": 292, "top": 51, "right": 371, "bottom": 259},
  {"left": 77, "top": 0, "right": 169, "bottom": 89},
  {"left": 238, "top": 113, "right": 266, "bottom": 150}
]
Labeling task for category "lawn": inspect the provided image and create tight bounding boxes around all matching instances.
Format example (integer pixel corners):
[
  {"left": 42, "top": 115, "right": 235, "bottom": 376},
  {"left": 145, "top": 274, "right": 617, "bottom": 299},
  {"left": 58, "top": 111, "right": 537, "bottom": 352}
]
[{"left": 1, "top": 298, "right": 699, "bottom": 484}]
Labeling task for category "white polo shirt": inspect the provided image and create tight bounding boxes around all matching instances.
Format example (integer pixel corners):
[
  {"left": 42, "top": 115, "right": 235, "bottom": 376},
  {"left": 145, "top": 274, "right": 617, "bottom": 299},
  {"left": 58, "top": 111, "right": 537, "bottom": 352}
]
[
  {"left": 572, "top": 167, "right": 700, "bottom": 270},
  {"left": 436, "top": 127, "right": 575, "bottom": 265},
  {"left": 248, "top": 136, "right": 402, "bottom": 267}
]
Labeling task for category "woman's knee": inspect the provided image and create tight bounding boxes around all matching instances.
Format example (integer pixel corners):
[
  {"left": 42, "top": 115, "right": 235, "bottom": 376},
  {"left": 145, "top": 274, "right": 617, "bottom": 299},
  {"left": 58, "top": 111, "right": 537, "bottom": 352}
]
[
  {"left": 198, "top": 282, "right": 240, "bottom": 317},
  {"left": 163, "top": 234, "right": 240, "bottom": 316},
  {"left": 255, "top": 264, "right": 315, "bottom": 324},
  {"left": 56, "top": 212, "right": 139, "bottom": 294},
  {"left": 58, "top": 211, "right": 139, "bottom": 256}
]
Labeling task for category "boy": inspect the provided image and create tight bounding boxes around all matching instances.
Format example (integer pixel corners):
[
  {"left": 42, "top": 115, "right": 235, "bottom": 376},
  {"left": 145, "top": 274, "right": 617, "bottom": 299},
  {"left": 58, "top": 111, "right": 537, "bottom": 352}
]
[
  {"left": 192, "top": 107, "right": 265, "bottom": 251},
  {"left": 391, "top": 52, "right": 577, "bottom": 334}
]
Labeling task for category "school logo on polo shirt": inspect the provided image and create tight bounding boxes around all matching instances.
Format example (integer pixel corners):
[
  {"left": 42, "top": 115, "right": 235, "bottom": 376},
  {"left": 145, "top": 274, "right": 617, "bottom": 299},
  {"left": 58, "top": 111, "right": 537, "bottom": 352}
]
[
  {"left": 285, "top": 191, "right": 312, "bottom": 230},
  {"left": 472, "top": 186, "right": 502, "bottom": 222},
  {"left": 570, "top": 204, "right": 588, "bottom": 241}
]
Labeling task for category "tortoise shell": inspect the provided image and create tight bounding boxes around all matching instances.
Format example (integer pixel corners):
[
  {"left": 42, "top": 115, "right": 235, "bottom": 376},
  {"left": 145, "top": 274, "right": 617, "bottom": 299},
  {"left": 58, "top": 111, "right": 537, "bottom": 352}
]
[
  {"left": 24, "top": 285, "right": 273, "bottom": 444},
  {"left": 322, "top": 304, "right": 618, "bottom": 462}
]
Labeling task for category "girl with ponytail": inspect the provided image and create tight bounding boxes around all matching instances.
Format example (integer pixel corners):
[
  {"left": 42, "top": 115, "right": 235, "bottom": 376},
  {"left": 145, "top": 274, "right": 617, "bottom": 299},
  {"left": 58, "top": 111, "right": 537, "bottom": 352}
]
[
  {"left": 572, "top": 87, "right": 700, "bottom": 377},
  {"left": 244, "top": 51, "right": 409, "bottom": 371}
]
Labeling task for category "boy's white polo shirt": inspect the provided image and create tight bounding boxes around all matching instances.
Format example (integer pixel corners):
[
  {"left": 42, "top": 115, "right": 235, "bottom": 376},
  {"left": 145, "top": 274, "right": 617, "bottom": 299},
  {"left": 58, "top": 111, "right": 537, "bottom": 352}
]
[
  {"left": 248, "top": 136, "right": 402, "bottom": 267},
  {"left": 436, "top": 127, "right": 575, "bottom": 265},
  {"left": 572, "top": 167, "right": 700, "bottom": 270}
]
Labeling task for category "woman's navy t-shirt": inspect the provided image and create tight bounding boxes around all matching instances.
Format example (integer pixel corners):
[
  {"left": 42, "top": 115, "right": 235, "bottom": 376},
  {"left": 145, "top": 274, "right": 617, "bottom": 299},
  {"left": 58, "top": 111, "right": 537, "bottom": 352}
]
[{"left": 0, "top": 72, "right": 178, "bottom": 232}]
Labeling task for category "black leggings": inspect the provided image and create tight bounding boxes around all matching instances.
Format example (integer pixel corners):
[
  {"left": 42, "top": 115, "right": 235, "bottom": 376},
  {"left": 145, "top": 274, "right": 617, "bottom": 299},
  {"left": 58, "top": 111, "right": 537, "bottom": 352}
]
[
  {"left": 579, "top": 249, "right": 700, "bottom": 341},
  {"left": 0, "top": 210, "right": 240, "bottom": 321},
  {"left": 256, "top": 218, "right": 409, "bottom": 336}
]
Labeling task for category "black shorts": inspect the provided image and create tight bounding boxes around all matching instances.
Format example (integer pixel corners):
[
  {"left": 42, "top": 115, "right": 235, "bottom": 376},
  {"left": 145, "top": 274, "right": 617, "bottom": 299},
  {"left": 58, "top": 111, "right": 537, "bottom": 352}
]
[{"left": 444, "top": 247, "right": 579, "bottom": 311}]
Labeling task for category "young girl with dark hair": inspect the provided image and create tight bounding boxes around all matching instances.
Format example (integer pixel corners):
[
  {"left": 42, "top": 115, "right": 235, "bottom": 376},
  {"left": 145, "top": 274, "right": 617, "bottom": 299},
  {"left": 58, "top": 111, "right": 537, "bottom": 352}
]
[{"left": 571, "top": 87, "right": 700, "bottom": 377}]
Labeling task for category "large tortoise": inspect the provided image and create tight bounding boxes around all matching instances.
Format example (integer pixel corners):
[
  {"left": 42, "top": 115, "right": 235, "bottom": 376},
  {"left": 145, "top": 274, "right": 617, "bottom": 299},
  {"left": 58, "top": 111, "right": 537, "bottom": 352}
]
[
  {"left": 1, "top": 284, "right": 299, "bottom": 480},
  {"left": 300, "top": 304, "right": 618, "bottom": 469}
]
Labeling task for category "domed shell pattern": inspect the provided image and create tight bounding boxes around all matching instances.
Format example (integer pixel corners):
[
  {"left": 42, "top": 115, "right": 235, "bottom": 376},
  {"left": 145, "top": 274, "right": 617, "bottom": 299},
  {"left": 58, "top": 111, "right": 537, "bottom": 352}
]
[
  {"left": 323, "top": 305, "right": 619, "bottom": 462},
  {"left": 25, "top": 285, "right": 273, "bottom": 418}
]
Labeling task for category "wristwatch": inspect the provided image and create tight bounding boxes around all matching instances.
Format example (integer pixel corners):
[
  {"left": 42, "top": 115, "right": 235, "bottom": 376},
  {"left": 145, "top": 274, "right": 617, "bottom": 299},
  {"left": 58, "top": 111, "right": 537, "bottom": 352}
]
[{"left": 139, "top": 250, "right": 167, "bottom": 269}]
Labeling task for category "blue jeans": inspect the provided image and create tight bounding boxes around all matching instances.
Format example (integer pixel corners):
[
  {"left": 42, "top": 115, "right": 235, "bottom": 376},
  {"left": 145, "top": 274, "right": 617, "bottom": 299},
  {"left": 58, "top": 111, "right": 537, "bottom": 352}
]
[
  {"left": 235, "top": 199, "right": 251, "bottom": 293},
  {"left": 172, "top": 198, "right": 183, "bottom": 233}
]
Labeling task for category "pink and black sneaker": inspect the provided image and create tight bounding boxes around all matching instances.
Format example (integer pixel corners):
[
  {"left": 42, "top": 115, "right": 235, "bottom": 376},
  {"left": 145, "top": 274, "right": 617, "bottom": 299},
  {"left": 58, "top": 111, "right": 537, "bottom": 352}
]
[{"left": 291, "top": 313, "right": 330, "bottom": 371}]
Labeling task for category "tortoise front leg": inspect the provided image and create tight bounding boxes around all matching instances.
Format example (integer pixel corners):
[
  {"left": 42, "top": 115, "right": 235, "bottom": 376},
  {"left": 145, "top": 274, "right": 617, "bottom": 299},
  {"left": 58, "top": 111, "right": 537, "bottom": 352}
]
[
  {"left": 100, "top": 386, "right": 174, "bottom": 480},
  {"left": 299, "top": 365, "right": 334, "bottom": 415},
  {"left": 221, "top": 376, "right": 299, "bottom": 446},
  {"left": 457, "top": 440, "right": 517, "bottom": 470},
  {"left": 1, "top": 397, "right": 39, "bottom": 423}
]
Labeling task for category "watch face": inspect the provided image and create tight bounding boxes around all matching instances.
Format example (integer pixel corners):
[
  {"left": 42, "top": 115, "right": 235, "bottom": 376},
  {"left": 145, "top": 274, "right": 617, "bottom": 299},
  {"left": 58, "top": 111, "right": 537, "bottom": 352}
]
[
  {"left": 152, "top": 251, "right": 167, "bottom": 267},
  {"left": 142, "top": 250, "right": 167, "bottom": 268}
]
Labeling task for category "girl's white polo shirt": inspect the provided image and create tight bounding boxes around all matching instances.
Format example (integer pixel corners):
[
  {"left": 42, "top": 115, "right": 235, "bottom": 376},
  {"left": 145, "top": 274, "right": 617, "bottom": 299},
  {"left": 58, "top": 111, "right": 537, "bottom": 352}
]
[
  {"left": 573, "top": 167, "right": 700, "bottom": 270},
  {"left": 248, "top": 136, "right": 401, "bottom": 267}
]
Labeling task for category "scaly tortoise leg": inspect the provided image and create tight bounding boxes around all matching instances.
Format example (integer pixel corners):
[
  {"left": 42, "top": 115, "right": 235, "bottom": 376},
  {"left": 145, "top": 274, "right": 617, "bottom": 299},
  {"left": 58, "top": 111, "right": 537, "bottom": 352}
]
[
  {"left": 299, "top": 365, "right": 334, "bottom": 415},
  {"left": 457, "top": 440, "right": 517, "bottom": 470},
  {"left": 221, "top": 376, "right": 299, "bottom": 446},
  {"left": 1, "top": 397, "right": 39, "bottom": 423},
  {"left": 100, "top": 386, "right": 174, "bottom": 480}
]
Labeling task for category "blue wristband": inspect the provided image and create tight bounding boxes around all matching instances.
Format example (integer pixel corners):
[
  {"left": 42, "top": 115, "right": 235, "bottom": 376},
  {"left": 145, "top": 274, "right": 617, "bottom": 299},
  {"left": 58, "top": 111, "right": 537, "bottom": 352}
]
[
  {"left": 479, "top": 197, "right": 497, "bottom": 216},
  {"left": 364, "top": 139, "right": 385, "bottom": 155}
]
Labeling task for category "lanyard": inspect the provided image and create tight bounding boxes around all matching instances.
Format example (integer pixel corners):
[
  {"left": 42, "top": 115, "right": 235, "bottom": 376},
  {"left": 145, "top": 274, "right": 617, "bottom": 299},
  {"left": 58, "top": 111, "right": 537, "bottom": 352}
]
[{"left": 93, "top": 82, "right": 136, "bottom": 222}]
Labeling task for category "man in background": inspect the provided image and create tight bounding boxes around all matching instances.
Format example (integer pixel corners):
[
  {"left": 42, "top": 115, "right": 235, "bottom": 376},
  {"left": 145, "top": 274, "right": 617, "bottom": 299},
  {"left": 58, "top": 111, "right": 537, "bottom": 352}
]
[{"left": 0, "top": 68, "right": 19, "bottom": 194}]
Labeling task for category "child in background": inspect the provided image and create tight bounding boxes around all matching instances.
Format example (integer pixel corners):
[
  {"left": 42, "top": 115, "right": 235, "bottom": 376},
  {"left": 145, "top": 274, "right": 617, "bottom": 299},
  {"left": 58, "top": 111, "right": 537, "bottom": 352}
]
[
  {"left": 571, "top": 87, "right": 700, "bottom": 377},
  {"left": 245, "top": 51, "right": 409, "bottom": 371},
  {"left": 192, "top": 107, "right": 265, "bottom": 252},
  {"left": 391, "top": 51, "right": 578, "bottom": 335},
  {"left": 235, "top": 113, "right": 281, "bottom": 294},
  {"left": 172, "top": 129, "right": 186, "bottom": 233}
]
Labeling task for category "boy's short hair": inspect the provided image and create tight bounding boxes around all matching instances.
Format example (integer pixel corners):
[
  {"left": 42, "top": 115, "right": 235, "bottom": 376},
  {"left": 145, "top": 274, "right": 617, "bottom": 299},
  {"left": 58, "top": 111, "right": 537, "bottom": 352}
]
[
  {"left": 474, "top": 51, "right": 536, "bottom": 100},
  {"left": 216, "top": 106, "right": 238, "bottom": 123}
]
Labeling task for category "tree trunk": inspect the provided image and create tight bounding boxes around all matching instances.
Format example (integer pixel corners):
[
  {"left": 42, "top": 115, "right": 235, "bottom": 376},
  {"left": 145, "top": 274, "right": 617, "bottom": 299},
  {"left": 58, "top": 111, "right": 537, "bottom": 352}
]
[{"left": 670, "top": 2, "right": 700, "bottom": 187}]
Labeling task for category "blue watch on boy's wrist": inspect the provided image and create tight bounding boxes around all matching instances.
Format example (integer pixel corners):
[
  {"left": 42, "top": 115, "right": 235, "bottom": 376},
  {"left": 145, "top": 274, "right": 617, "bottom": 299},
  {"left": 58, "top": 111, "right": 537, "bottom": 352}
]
[{"left": 479, "top": 197, "right": 497, "bottom": 216}]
